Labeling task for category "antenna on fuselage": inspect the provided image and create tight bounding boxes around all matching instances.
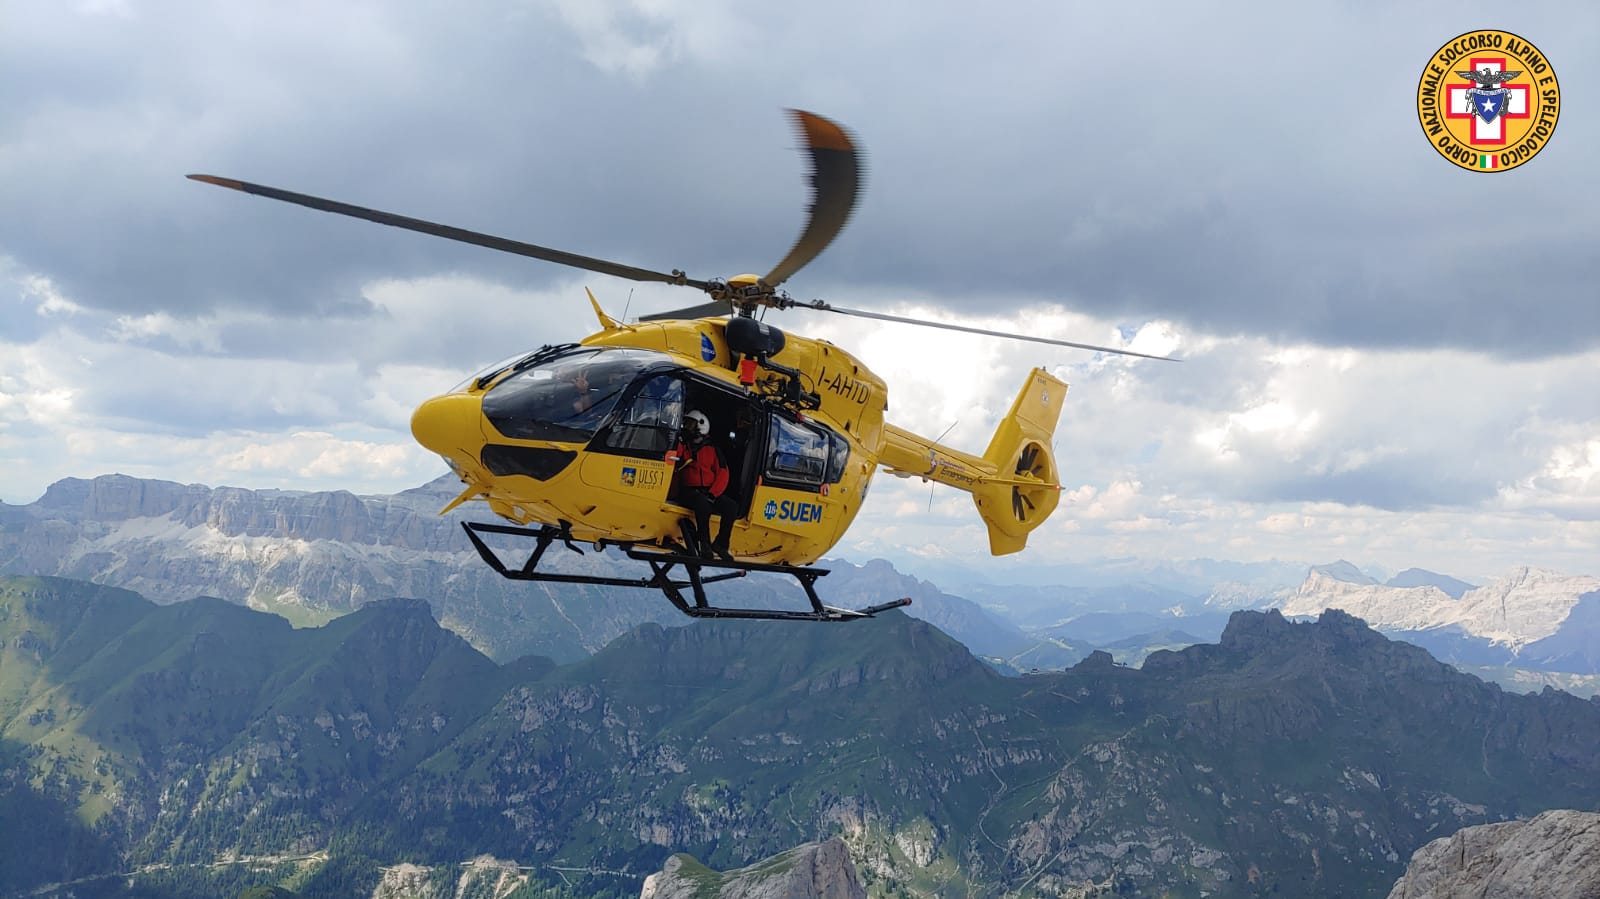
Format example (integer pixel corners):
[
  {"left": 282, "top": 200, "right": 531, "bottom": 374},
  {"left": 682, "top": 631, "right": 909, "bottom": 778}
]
[{"left": 928, "top": 420, "right": 959, "bottom": 512}]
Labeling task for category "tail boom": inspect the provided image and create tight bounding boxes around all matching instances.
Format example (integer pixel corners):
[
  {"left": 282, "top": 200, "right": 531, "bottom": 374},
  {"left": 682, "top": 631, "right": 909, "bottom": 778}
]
[{"left": 877, "top": 367, "right": 1069, "bottom": 555}]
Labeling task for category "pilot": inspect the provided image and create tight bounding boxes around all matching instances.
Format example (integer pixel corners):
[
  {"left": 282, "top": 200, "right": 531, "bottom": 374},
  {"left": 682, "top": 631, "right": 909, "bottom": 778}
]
[
  {"left": 568, "top": 367, "right": 594, "bottom": 413},
  {"left": 534, "top": 364, "right": 593, "bottom": 422},
  {"left": 560, "top": 363, "right": 627, "bottom": 428},
  {"left": 671, "top": 410, "right": 737, "bottom": 560}
]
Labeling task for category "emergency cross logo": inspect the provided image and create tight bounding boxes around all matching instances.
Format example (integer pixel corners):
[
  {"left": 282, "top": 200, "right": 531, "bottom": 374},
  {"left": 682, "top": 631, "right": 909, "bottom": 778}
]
[{"left": 1417, "top": 30, "right": 1560, "bottom": 172}]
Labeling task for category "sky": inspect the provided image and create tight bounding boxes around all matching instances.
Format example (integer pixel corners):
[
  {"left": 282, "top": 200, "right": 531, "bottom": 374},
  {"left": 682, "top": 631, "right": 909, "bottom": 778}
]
[{"left": 3, "top": 1, "right": 1598, "bottom": 583}]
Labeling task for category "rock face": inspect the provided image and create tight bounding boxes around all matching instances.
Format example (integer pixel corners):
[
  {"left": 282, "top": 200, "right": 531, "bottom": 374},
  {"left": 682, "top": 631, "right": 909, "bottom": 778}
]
[
  {"left": 640, "top": 839, "right": 865, "bottom": 899},
  {"left": 1276, "top": 563, "right": 1600, "bottom": 680},
  {"left": 1281, "top": 566, "right": 1600, "bottom": 648},
  {"left": 1387, "top": 810, "right": 1600, "bottom": 899},
  {"left": 1387, "top": 568, "right": 1476, "bottom": 599},
  {"left": 0, "top": 474, "right": 1021, "bottom": 665},
  {"left": 0, "top": 474, "right": 671, "bottom": 664},
  {"left": 370, "top": 856, "right": 531, "bottom": 899}
]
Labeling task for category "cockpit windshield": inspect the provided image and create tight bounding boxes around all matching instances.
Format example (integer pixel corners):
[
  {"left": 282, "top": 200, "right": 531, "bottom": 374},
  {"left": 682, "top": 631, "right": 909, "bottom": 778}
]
[
  {"left": 451, "top": 352, "right": 531, "bottom": 394},
  {"left": 482, "top": 347, "right": 674, "bottom": 443},
  {"left": 451, "top": 343, "right": 578, "bottom": 394}
]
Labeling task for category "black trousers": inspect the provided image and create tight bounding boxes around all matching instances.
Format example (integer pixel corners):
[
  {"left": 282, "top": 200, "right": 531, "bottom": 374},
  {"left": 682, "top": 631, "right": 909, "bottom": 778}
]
[{"left": 682, "top": 487, "right": 737, "bottom": 550}]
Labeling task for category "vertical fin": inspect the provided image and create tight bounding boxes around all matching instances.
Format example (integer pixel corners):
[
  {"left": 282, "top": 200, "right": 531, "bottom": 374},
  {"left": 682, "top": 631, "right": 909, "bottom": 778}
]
[
  {"left": 973, "top": 368, "right": 1068, "bottom": 555},
  {"left": 587, "top": 287, "right": 623, "bottom": 331}
]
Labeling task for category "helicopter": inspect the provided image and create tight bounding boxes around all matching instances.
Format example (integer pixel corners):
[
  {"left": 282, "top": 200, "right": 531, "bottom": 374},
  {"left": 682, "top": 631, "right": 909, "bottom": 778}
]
[{"left": 189, "top": 110, "right": 1174, "bottom": 622}]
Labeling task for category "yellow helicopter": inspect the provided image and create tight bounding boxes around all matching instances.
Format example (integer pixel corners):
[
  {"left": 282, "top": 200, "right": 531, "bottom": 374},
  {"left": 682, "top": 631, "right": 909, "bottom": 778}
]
[{"left": 189, "top": 111, "right": 1173, "bottom": 621}]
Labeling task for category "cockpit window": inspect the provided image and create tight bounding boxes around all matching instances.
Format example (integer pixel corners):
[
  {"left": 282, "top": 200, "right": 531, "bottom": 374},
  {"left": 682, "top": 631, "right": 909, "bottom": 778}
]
[
  {"left": 482, "top": 348, "right": 671, "bottom": 443},
  {"left": 451, "top": 344, "right": 577, "bottom": 394},
  {"left": 451, "top": 352, "right": 525, "bottom": 394},
  {"left": 766, "top": 415, "right": 830, "bottom": 484},
  {"left": 601, "top": 374, "right": 684, "bottom": 456},
  {"left": 826, "top": 431, "right": 850, "bottom": 483}
]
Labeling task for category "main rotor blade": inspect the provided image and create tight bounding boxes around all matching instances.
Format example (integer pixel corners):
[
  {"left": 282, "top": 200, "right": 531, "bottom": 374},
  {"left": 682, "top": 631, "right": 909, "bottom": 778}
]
[
  {"left": 637, "top": 299, "right": 733, "bottom": 321},
  {"left": 187, "top": 175, "right": 710, "bottom": 290},
  {"left": 760, "top": 110, "right": 863, "bottom": 289},
  {"left": 791, "top": 300, "right": 1181, "bottom": 361}
]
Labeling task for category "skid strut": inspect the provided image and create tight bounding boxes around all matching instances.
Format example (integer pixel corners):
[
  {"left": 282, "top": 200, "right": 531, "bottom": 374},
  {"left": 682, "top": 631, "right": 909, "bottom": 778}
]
[{"left": 460, "top": 521, "right": 911, "bottom": 622}]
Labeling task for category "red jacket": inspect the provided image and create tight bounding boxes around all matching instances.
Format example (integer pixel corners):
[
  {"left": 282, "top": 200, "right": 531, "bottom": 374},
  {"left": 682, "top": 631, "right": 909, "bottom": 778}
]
[{"left": 673, "top": 441, "right": 729, "bottom": 497}]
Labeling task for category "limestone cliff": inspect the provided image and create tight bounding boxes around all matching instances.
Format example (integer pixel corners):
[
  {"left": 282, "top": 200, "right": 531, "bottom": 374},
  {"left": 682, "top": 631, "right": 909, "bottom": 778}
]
[
  {"left": 1387, "top": 809, "right": 1600, "bottom": 899},
  {"left": 640, "top": 839, "right": 865, "bottom": 899}
]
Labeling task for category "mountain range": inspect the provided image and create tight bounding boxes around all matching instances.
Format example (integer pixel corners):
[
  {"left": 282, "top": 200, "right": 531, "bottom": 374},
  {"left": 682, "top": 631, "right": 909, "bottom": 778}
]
[
  {"left": 7, "top": 474, "right": 1600, "bottom": 702},
  {"left": 5, "top": 574, "right": 1600, "bottom": 897},
  {"left": 1280, "top": 565, "right": 1599, "bottom": 648},
  {"left": 0, "top": 475, "right": 1091, "bottom": 671},
  {"left": 1277, "top": 564, "right": 1600, "bottom": 681}
]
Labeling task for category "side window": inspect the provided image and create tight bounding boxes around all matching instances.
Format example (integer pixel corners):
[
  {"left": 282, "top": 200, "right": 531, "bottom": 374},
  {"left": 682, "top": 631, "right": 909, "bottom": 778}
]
[
  {"left": 826, "top": 430, "right": 850, "bottom": 484},
  {"left": 601, "top": 375, "right": 683, "bottom": 457},
  {"left": 765, "top": 415, "right": 829, "bottom": 486}
]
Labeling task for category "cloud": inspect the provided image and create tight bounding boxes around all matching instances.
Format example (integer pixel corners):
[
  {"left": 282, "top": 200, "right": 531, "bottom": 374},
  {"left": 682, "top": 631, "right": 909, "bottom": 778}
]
[
  {"left": 827, "top": 305, "right": 1600, "bottom": 577},
  {"left": 1500, "top": 437, "right": 1600, "bottom": 519},
  {"left": 2, "top": 0, "right": 1598, "bottom": 582},
  {"left": 215, "top": 430, "right": 423, "bottom": 482},
  {"left": 5, "top": 3, "right": 1598, "bottom": 353}
]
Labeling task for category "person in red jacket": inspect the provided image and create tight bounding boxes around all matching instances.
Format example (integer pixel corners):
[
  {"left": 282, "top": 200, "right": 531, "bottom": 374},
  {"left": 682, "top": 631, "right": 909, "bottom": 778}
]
[{"left": 671, "top": 410, "right": 737, "bottom": 560}]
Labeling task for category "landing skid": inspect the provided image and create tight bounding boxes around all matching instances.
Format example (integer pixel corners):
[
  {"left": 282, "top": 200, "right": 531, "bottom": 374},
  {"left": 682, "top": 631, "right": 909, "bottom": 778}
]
[{"left": 460, "top": 521, "right": 912, "bottom": 622}]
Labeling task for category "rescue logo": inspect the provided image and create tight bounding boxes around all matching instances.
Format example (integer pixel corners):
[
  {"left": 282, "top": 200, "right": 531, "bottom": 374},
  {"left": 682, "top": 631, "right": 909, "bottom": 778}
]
[
  {"left": 763, "top": 498, "right": 823, "bottom": 523},
  {"left": 1417, "top": 30, "right": 1559, "bottom": 172}
]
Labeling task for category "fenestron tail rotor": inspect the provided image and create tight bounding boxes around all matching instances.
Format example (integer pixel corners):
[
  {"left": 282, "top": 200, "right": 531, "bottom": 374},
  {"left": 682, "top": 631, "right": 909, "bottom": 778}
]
[{"left": 1013, "top": 442, "right": 1046, "bottom": 522}]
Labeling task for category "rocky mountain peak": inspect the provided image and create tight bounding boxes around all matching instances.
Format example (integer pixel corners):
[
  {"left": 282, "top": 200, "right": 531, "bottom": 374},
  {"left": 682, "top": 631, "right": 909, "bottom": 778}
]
[
  {"left": 586, "top": 611, "right": 992, "bottom": 694},
  {"left": 1202, "top": 579, "right": 1280, "bottom": 611},
  {"left": 640, "top": 838, "right": 865, "bottom": 899},
  {"left": 1310, "top": 559, "right": 1378, "bottom": 586},
  {"left": 1216, "top": 607, "right": 1293, "bottom": 651},
  {"left": 1486, "top": 566, "right": 1586, "bottom": 594},
  {"left": 36, "top": 474, "right": 208, "bottom": 522},
  {"left": 328, "top": 597, "right": 488, "bottom": 684},
  {"left": 1279, "top": 562, "right": 1599, "bottom": 652},
  {"left": 1207, "top": 608, "right": 1394, "bottom": 665},
  {"left": 1071, "top": 649, "right": 1118, "bottom": 670},
  {"left": 1385, "top": 567, "right": 1475, "bottom": 599},
  {"left": 1388, "top": 809, "right": 1600, "bottom": 899}
]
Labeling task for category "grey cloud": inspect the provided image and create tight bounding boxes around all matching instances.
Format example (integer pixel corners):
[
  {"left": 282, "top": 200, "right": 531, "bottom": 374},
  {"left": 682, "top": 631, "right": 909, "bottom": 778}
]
[
  {"left": 1241, "top": 466, "right": 1501, "bottom": 511},
  {"left": 81, "top": 359, "right": 366, "bottom": 436},
  {"left": 5, "top": 2, "right": 1597, "bottom": 362},
  {"left": 1048, "top": 333, "right": 1578, "bottom": 513}
]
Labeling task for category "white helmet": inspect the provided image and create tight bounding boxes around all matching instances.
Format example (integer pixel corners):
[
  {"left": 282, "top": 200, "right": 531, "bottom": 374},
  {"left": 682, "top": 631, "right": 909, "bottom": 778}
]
[{"left": 684, "top": 410, "right": 710, "bottom": 438}]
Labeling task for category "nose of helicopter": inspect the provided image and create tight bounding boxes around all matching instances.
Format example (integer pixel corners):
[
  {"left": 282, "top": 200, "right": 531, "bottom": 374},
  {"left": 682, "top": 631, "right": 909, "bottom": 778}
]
[{"left": 410, "top": 393, "right": 484, "bottom": 461}]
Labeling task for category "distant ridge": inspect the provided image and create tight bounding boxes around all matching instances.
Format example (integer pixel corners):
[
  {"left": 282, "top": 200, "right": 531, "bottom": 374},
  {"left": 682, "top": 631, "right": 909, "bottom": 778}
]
[
  {"left": 1310, "top": 559, "right": 1379, "bottom": 585},
  {"left": 0, "top": 473, "right": 1039, "bottom": 666},
  {"left": 1387, "top": 567, "right": 1476, "bottom": 599},
  {"left": 641, "top": 838, "right": 865, "bottom": 898},
  {"left": 1286, "top": 567, "right": 1600, "bottom": 643},
  {"left": 7, "top": 473, "right": 1598, "bottom": 687}
]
